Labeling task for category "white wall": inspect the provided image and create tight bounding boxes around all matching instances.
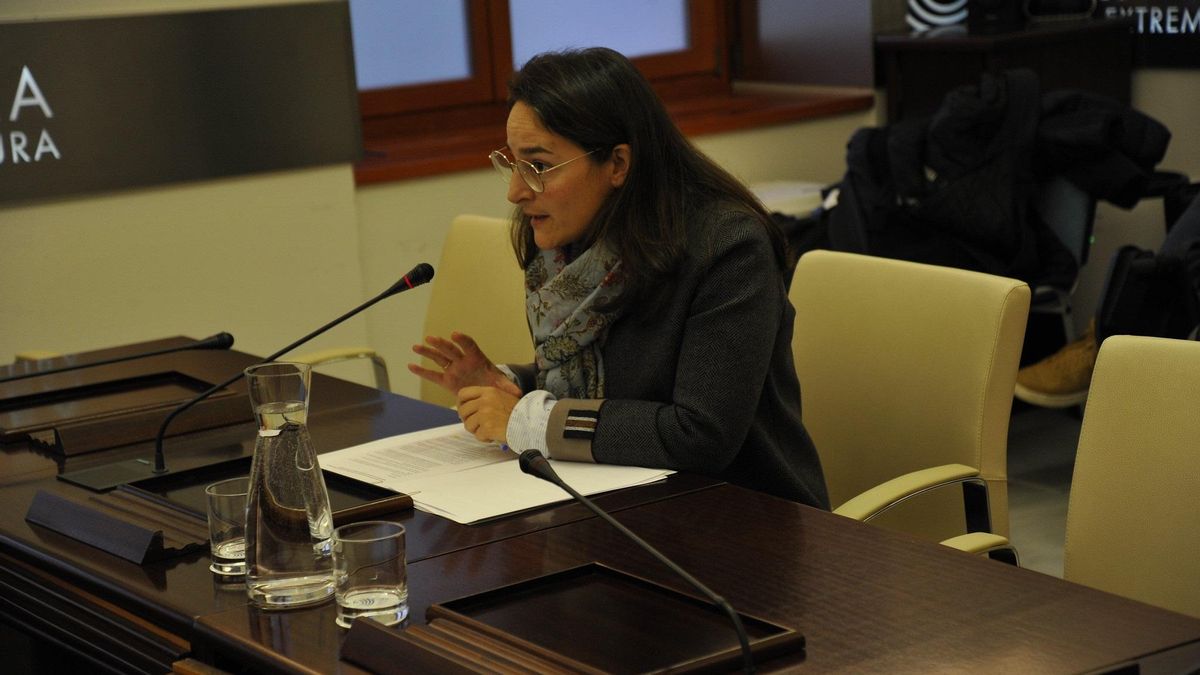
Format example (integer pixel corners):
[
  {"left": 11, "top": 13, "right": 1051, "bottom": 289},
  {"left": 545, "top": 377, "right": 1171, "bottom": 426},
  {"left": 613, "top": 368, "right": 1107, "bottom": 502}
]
[{"left": 0, "top": 166, "right": 373, "bottom": 379}]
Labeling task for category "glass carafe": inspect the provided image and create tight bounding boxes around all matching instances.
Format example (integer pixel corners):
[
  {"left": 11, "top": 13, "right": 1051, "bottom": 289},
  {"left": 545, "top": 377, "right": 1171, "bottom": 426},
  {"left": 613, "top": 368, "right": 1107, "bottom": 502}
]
[{"left": 243, "top": 362, "right": 335, "bottom": 609}]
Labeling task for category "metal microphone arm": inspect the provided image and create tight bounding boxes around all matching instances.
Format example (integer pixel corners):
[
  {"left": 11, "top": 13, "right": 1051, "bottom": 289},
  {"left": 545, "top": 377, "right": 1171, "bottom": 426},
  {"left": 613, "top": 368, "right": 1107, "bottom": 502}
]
[{"left": 151, "top": 264, "right": 434, "bottom": 474}]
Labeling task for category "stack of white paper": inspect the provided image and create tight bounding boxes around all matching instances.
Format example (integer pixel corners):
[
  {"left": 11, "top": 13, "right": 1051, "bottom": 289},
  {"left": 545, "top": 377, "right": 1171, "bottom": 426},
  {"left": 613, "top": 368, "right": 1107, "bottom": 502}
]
[{"left": 320, "top": 424, "right": 673, "bottom": 524}]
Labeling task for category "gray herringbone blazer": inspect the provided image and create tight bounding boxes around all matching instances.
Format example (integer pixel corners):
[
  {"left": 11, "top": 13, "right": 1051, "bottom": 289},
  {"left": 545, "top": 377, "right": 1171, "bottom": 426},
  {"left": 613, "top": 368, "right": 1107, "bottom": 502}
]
[{"left": 515, "top": 203, "right": 829, "bottom": 509}]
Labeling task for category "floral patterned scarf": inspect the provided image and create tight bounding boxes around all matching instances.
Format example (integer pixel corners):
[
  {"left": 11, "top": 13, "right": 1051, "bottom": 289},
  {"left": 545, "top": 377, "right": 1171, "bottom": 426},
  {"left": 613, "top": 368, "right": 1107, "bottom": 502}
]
[{"left": 526, "top": 243, "right": 624, "bottom": 399}]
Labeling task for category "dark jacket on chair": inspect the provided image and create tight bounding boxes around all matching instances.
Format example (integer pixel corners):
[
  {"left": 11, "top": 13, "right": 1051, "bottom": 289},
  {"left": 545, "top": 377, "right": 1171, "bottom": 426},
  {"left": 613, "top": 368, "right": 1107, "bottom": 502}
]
[{"left": 828, "top": 69, "right": 1170, "bottom": 289}]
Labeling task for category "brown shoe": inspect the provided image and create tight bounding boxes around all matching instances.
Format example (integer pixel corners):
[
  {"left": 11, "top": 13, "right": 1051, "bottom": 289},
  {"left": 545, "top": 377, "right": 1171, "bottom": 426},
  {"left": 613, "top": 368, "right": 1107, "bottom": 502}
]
[{"left": 1014, "top": 321, "right": 1098, "bottom": 408}]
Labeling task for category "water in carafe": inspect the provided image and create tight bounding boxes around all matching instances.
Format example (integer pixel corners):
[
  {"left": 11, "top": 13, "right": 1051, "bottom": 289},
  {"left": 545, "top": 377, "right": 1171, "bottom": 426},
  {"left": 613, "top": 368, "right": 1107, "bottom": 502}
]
[{"left": 243, "top": 363, "right": 335, "bottom": 609}]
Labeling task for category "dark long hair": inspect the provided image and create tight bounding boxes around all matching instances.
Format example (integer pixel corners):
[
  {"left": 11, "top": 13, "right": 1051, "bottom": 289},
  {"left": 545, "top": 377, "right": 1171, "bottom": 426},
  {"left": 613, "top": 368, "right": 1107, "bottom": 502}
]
[{"left": 508, "top": 48, "right": 788, "bottom": 314}]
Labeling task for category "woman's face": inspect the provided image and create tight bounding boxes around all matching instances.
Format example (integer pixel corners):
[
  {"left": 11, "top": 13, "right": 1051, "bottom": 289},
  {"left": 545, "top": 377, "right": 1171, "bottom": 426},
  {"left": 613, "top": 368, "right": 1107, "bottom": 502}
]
[{"left": 504, "top": 101, "right": 628, "bottom": 251}]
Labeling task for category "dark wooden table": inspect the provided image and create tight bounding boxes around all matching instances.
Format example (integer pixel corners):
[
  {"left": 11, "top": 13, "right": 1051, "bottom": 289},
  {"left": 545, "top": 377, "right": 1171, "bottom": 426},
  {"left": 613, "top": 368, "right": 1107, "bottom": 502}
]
[
  {"left": 5, "top": 340, "right": 1200, "bottom": 673},
  {"left": 0, "top": 341, "right": 718, "bottom": 673},
  {"left": 190, "top": 484, "right": 1200, "bottom": 674}
]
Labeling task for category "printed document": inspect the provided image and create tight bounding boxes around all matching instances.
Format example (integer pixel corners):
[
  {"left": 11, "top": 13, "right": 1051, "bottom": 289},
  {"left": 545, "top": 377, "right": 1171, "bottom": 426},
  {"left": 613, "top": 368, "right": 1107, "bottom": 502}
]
[{"left": 320, "top": 424, "right": 673, "bottom": 524}]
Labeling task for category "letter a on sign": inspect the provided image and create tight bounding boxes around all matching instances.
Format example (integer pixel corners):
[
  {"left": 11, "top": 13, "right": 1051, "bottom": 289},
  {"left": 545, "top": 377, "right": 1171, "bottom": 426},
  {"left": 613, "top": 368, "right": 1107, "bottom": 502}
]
[{"left": 9, "top": 66, "right": 54, "bottom": 122}]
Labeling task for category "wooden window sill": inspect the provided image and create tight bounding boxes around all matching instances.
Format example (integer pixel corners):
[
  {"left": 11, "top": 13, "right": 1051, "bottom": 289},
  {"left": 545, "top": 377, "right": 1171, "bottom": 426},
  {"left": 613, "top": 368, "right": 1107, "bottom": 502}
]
[{"left": 353, "top": 86, "right": 874, "bottom": 186}]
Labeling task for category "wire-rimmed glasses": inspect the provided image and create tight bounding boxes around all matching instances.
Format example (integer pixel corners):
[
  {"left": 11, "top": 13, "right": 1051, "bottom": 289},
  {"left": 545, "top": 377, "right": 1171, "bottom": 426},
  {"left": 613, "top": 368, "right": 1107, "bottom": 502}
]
[{"left": 489, "top": 148, "right": 596, "bottom": 193}]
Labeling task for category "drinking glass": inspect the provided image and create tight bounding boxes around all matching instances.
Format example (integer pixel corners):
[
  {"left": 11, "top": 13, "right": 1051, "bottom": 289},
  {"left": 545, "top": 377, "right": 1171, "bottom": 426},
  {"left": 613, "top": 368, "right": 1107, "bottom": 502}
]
[
  {"left": 205, "top": 476, "right": 248, "bottom": 577},
  {"left": 332, "top": 520, "right": 409, "bottom": 628}
]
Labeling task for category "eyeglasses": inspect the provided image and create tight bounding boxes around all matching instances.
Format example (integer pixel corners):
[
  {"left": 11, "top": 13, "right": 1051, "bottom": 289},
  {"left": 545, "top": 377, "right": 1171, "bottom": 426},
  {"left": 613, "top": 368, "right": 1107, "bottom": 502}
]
[{"left": 489, "top": 148, "right": 596, "bottom": 193}]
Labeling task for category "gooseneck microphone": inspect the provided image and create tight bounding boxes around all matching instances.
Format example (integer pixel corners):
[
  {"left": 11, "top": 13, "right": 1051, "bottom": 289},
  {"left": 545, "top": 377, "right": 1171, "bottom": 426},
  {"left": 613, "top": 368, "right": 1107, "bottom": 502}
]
[
  {"left": 57, "top": 264, "right": 434, "bottom": 492},
  {"left": 151, "top": 263, "right": 435, "bottom": 474},
  {"left": 0, "top": 332, "right": 235, "bottom": 384},
  {"left": 517, "top": 450, "right": 756, "bottom": 674}
]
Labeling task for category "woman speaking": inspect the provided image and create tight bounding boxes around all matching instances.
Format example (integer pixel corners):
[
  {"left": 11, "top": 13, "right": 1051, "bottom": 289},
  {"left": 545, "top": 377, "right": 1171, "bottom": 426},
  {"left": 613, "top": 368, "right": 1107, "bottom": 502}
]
[{"left": 409, "top": 48, "right": 829, "bottom": 509}]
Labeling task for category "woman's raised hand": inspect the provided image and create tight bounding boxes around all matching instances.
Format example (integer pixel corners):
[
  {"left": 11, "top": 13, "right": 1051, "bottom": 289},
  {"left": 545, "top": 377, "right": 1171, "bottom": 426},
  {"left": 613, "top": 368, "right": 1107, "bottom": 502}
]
[{"left": 407, "top": 331, "right": 523, "bottom": 398}]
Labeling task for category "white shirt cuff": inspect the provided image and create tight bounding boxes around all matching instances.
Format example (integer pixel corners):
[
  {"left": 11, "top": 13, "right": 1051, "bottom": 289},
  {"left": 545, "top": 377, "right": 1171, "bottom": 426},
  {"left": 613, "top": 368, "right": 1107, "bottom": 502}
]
[{"left": 506, "top": 389, "right": 556, "bottom": 458}]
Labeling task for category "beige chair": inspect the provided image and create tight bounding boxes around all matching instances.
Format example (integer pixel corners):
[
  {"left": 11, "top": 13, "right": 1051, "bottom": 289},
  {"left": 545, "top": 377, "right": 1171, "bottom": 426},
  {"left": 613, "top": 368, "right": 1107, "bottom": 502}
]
[
  {"left": 1063, "top": 335, "right": 1200, "bottom": 618},
  {"left": 790, "top": 250, "right": 1030, "bottom": 543},
  {"left": 419, "top": 214, "right": 532, "bottom": 408}
]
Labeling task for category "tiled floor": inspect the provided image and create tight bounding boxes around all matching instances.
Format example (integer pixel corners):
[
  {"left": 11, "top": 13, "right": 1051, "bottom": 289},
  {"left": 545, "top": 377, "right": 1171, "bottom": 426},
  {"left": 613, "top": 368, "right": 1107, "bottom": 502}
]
[{"left": 1006, "top": 404, "right": 1084, "bottom": 577}]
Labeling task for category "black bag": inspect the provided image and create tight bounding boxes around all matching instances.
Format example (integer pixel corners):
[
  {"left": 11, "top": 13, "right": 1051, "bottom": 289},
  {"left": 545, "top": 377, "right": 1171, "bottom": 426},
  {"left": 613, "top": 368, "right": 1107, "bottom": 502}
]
[{"left": 1097, "top": 245, "right": 1200, "bottom": 342}]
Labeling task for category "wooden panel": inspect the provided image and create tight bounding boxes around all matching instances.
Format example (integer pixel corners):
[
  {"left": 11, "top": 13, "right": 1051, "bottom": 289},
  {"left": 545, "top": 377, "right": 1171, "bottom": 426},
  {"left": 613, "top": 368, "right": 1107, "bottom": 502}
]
[
  {"left": 0, "top": 550, "right": 189, "bottom": 673},
  {"left": 0, "top": 338, "right": 256, "bottom": 454},
  {"left": 355, "top": 88, "right": 874, "bottom": 184},
  {"left": 876, "top": 18, "right": 1135, "bottom": 122}
]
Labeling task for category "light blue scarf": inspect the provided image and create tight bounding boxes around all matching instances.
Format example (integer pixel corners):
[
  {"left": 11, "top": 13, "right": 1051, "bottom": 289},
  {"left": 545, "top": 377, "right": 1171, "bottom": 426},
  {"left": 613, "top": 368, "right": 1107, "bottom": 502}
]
[{"left": 526, "top": 244, "right": 624, "bottom": 399}]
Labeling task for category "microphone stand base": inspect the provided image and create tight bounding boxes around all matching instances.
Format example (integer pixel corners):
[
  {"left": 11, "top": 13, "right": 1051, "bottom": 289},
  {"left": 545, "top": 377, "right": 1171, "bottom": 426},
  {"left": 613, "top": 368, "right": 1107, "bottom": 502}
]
[{"left": 58, "top": 458, "right": 174, "bottom": 492}]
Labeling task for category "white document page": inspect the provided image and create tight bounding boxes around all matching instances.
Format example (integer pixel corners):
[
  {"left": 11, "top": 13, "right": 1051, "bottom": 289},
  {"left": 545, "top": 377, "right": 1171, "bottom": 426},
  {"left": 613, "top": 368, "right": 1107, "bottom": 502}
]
[{"left": 320, "top": 423, "right": 674, "bottom": 524}]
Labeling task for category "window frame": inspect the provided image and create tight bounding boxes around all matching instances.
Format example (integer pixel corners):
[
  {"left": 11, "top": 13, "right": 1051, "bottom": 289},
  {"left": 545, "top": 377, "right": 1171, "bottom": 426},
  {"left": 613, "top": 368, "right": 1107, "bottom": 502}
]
[
  {"left": 352, "top": 0, "right": 874, "bottom": 184},
  {"left": 357, "top": 0, "right": 726, "bottom": 121},
  {"left": 356, "top": 0, "right": 507, "bottom": 117}
]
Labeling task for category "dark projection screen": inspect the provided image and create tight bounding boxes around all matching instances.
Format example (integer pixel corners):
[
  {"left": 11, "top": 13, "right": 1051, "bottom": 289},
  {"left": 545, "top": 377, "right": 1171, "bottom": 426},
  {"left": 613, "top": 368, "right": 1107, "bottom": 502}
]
[{"left": 0, "top": 1, "right": 362, "bottom": 204}]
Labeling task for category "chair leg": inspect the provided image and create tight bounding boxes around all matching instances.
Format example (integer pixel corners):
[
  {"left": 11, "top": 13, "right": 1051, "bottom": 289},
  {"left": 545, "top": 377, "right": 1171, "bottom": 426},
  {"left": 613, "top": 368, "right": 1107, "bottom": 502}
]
[
  {"left": 962, "top": 480, "right": 992, "bottom": 534},
  {"left": 987, "top": 547, "right": 1020, "bottom": 566},
  {"left": 369, "top": 354, "right": 391, "bottom": 391},
  {"left": 1060, "top": 306, "right": 1076, "bottom": 345}
]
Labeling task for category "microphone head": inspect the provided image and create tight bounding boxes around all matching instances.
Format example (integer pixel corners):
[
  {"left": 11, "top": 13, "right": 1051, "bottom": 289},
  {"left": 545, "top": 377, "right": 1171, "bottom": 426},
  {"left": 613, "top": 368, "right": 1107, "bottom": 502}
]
[
  {"left": 384, "top": 263, "right": 435, "bottom": 297},
  {"left": 518, "top": 449, "right": 563, "bottom": 486},
  {"left": 198, "top": 332, "right": 235, "bottom": 350},
  {"left": 407, "top": 262, "right": 435, "bottom": 286},
  {"left": 518, "top": 449, "right": 543, "bottom": 476}
]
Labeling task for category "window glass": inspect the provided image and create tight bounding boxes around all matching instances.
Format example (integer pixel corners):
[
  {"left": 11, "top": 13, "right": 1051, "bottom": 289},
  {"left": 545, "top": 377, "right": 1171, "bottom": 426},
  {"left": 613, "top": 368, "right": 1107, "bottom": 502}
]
[
  {"left": 349, "top": 0, "right": 472, "bottom": 91},
  {"left": 509, "top": 0, "right": 688, "bottom": 69}
]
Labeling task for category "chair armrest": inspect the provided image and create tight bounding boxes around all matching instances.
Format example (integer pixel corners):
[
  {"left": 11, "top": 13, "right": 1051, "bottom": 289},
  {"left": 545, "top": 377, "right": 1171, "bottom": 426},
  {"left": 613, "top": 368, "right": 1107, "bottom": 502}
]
[
  {"left": 292, "top": 347, "right": 379, "bottom": 365},
  {"left": 832, "top": 463, "right": 980, "bottom": 522},
  {"left": 292, "top": 347, "right": 390, "bottom": 390},
  {"left": 14, "top": 350, "right": 62, "bottom": 362},
  {"left": 940, "top": 532, "right": 1020, "bottom": 566},
  {"left": 940, "top": 532, "right": 1010, "bottom": 555}
]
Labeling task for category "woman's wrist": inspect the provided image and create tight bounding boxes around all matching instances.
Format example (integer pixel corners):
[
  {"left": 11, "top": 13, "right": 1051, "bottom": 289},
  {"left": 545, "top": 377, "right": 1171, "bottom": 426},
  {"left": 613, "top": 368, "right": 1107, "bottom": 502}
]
[{"left": 493, "top": 364, "right": 523, "bottom": 390}]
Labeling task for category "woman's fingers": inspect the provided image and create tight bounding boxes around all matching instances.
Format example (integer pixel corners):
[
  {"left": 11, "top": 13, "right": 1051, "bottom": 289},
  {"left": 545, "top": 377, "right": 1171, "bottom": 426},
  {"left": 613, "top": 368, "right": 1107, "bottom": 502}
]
[
  {"left": 425, "top": 334, "right": 462, "bottom": 355},
  {"left": 411, "top": 333, "right": 521, "bottom": 401},
  {"left": 456, "top": 386, "right": 514, "bottom": 444},
  {"left": 406, "top": 363, "right": 445, "bottom": 386},
  {"left": 411, "top": 344, "right": 449, "bottom": 367},
  {"left": 450, "top": 332, "right": 481, "bottom": 355},
  {"left": 419, "top": 336, "right": 461, "bottom": 360}
]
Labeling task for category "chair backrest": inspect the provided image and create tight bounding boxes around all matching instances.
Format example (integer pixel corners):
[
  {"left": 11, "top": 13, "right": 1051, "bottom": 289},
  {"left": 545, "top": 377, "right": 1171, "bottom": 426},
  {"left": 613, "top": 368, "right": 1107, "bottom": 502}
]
[
  {"left": 1063, "top": 335, "right": 1200, "bottom": 618},
  {"left": 790, "top": 250, "right": 1030, "bottom": 540},
  {"left": 420, "top": 214, "right": 532, "bottom": 408},
  {"left": 1034, "top": 175, "right": 1095, "bottom": 268}
]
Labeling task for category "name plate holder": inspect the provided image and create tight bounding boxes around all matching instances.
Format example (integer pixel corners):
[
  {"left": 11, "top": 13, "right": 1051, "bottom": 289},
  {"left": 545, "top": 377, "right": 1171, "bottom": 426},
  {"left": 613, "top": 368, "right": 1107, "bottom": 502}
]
[
  {"left": 24, "top": 490, "right": 206, "bottom": 565},
  {"left": 342, "top": 563, "right": 805, "bottom": 673}
]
